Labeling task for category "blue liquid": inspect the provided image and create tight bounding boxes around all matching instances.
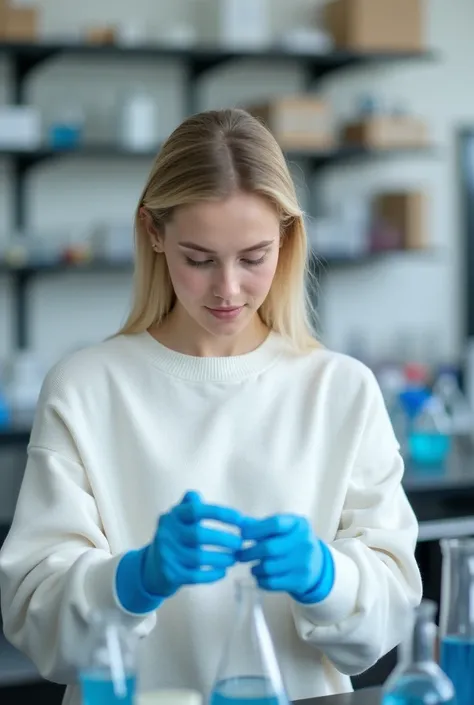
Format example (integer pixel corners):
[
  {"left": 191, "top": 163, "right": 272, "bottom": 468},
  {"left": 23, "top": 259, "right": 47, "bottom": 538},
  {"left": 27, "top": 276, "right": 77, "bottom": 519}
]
[
  {"left": 210, "top": 677, "right": 289, "bottom": 705},
  {"left": 408, "top": 432, "right": 451, "bottom": 466},
  {"left": 383, "top": 674, "right": 454, "bottom": 705},
  {"left": 441, "top": 636, "right": 474, "bottom": 705},
  {"left": 80, "top": 671, "right": 136, "bottom": 705}
]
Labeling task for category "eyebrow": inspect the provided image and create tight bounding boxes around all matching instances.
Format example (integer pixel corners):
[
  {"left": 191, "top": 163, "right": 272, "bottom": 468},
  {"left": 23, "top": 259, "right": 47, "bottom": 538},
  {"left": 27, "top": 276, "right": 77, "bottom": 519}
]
[{"left": 178, "top": 240, "right": 274, "bottom": 254}]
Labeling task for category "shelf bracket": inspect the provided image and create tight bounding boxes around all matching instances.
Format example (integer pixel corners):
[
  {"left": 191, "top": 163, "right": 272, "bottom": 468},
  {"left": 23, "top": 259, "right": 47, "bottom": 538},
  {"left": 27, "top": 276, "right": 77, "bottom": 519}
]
[
  {"left": 12, "top": 270, "right": 30, "bottom": 350},
  {"left": 11, "top": 49, "right": 58, "bottom": 104}
]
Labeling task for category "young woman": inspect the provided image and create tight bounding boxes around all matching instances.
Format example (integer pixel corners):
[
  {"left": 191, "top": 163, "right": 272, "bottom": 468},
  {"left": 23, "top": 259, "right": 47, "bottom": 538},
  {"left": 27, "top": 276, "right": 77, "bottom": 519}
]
[{"left": 0, "top": 109, "right": 422, "bottom": 705}]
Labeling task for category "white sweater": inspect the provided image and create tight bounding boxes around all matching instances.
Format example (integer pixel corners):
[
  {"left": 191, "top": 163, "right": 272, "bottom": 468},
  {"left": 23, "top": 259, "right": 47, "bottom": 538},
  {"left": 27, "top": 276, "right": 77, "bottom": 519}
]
[{"left": 0, "top": 331, "right": 422, "bottom": 705}]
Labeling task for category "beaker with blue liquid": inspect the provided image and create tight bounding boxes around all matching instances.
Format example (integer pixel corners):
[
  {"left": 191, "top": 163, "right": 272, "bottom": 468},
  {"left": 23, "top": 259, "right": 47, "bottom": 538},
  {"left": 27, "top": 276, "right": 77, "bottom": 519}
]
[
  {"left": 79, "top": 610, "right": 138, "bottom": 705},
  {"left": 439, "top": 538, "right": 474, "bottom": 705},
  {"left": 209, "top": 580, "right": 289, "bottom": 705}
]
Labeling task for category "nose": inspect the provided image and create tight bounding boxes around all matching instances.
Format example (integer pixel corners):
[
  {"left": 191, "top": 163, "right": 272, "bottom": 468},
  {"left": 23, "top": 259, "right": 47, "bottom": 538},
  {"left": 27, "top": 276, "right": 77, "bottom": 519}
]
[{"left": 212, "top": 265, "right": 241, "bottom": 301}]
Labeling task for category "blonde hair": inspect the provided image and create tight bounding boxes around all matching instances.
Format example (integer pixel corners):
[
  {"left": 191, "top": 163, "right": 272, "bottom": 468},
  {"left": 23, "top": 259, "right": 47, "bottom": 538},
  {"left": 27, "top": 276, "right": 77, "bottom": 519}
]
[{"left": 118, "top": 108, "right": 318, "bottom": 352}]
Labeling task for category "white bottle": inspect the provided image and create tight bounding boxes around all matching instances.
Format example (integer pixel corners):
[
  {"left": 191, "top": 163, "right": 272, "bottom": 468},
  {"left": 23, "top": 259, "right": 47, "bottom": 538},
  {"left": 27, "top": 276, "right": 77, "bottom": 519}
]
[
  {"left": 5, "top": 351, "right": 44, "bottom": 426},
  {"left": 117, "top": 90, "right": 159, "bottom": 152}
]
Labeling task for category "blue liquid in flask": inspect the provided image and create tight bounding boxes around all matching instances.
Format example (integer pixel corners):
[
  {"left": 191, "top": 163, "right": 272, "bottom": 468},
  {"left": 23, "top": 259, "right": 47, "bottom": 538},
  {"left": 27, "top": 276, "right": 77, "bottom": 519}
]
[
  {"left": 210, "top": 676, "right": 289, "bottom": 705},
  {"left": 383, "top": 674, "right": 454, "bottom": 705},
  {"left": 80, "top": 670, "right": 136, "bottom": 705},
  {"left": 440, "top": 636, "right": 474, "bottom": 705}
]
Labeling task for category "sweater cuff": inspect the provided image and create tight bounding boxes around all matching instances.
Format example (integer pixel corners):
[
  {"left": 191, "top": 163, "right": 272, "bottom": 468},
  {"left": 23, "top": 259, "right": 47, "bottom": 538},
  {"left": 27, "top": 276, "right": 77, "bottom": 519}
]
[
  {"left": 294, "top": 546, "right": 360, "bottom": 626},
  {"left": 293, "top": 540, "right": 335, "bottom": 604},
  {"left": 115, "top": 548, "right": 164, "bottom": 615}
]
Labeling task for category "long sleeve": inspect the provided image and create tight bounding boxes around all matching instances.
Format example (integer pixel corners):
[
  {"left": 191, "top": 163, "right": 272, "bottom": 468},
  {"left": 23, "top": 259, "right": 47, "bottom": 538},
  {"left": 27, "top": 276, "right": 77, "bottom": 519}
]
[
  {"left": 0, "top": 369, "right": 156, "bottom": 684},
  {"left": 291, "top": 369, "right": 422, "bottom": 676}
]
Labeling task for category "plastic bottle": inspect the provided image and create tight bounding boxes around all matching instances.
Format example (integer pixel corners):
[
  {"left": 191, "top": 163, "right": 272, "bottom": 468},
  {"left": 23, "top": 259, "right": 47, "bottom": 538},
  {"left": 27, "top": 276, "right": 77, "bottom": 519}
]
[
  {"left": 433, "top": 366, "right": 473, "bottom": 436},
  {"left": 382, "top": 600, "right": 455, "bottom": 705},
  {"left": 407, "top": 396, "right": 451, "bottom": 467},
  {"left": 399, "top": 363, "right": 430, "bottom": 423}
]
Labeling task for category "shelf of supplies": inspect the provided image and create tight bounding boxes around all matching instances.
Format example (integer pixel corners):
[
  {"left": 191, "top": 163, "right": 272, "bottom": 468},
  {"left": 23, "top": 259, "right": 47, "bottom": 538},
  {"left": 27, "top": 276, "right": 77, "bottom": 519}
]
[
  {"left": 0, "top": 144, "right": 437, "bottom": 177},
  {"left": 0, "top": 41, "right": 437, "bottom": 85},
  {"left": 0, "top": 246, "right": 436, "bottom": 280},
  {"left": 0, "top": 258, "right": 134, "bottom": 277},
  {"left": 0, "top": 40, "right": 438, "bottom": 351},
  {"left": 286, "top": 144, "right": 437, "bottom": 169}
]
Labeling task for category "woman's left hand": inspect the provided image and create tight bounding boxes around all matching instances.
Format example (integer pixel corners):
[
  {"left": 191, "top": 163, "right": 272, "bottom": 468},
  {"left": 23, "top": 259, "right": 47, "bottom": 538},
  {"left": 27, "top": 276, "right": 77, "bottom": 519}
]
[{"left": 237, "top": 514, "right": 333, "bottom": 602}]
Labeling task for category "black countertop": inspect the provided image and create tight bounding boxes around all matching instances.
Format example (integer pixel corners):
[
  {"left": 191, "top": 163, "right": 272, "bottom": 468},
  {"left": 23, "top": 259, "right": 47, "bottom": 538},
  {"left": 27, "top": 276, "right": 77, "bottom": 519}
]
[{"left": 299, "top": 687, "right": 381, "bottom": 705}]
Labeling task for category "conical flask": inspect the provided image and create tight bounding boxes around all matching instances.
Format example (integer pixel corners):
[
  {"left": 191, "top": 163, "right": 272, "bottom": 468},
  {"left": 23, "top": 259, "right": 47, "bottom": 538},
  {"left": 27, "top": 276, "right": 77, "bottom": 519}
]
[
  {"left": 382, "top": 600, "right": 454, "bottom": 705},
  {"left": 209, "top": 579, "right": 290, "bottom": 705}
]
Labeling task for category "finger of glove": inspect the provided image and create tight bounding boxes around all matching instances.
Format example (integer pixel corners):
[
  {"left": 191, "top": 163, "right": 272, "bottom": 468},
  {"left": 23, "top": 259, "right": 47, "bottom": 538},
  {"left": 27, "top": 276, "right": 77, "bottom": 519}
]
[
  {"left": 175, "top": 501, "right": 243, "bottom": 528},
  {"left": 251, "top": 552, "right": 304, "bottom": 578},
  {"left": 238, "top": 526, "right": 304, "bottom": 562},
  {"left": 255, "top": 573, "right": 308, "bottom": 593},
  {"left": 177, "top": 523, "right": 242, "bottom": 553},
  {"left": 172, "top": 542, "right": 237, "bottom": 570},
  {"left": 180, "top": 491, "right": 203, "bottom": 505},
  {"left": 241, "top": 515, "right": 303, "bottom": 541},
  {"left": 181, "top": 567, "right": 227, "bottom": 585}
]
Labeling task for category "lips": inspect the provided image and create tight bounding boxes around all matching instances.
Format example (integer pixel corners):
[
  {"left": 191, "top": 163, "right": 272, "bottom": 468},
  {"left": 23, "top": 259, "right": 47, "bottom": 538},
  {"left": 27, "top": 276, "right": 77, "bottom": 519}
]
[{"left": 205, "top": 306, "right": 244, "bottom": 320}]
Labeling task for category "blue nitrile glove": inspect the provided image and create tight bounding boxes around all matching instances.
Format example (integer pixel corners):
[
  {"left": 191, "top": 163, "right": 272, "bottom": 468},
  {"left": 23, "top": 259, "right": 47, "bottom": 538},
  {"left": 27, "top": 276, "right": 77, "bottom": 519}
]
[
  {"left": 237, "top": 515, "right": 335, "bottom": 604},
  {"left": 116, "top": 491, "right": 243, "bottom": 614}
]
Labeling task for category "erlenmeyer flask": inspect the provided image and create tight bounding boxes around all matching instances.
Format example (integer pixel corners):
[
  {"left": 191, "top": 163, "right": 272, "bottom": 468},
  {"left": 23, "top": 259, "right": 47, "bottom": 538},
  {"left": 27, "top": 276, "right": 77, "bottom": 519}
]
[
  {"left": 439, "top": 538, "right": 474, "bottom": 705},
  {"left": 382, "top": 600, "right": 454, "bottom": 705},
  {"left": 209, "top": 579, "right": 290, "bottom": 705}
]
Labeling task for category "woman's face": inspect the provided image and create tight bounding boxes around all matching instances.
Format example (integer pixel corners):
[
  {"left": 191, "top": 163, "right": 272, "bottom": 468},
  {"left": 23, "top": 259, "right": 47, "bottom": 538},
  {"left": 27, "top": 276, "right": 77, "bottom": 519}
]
[{"left": 155, "top": 192, "right": 281, "bottom": 339}]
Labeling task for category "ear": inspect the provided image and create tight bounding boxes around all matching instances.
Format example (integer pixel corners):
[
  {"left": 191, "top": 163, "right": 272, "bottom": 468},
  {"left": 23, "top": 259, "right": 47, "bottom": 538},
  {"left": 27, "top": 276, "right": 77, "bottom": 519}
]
[{"left": 139, "top": 207, "right": 164, "bottom": 253}]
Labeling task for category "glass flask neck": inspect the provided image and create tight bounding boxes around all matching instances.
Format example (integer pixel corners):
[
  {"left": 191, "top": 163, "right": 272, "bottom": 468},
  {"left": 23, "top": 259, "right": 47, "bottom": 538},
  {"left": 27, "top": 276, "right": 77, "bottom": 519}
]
[{"left": 400, "top": 605, "right": 437, "bottom": 665}]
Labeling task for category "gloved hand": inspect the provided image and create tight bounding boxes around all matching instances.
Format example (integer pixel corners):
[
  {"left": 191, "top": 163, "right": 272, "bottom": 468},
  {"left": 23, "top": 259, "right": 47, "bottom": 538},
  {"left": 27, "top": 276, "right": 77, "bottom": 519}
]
[
  {"left": 237, "top": 514, "right": 335, "bottom": 604},
  {"left": 141, "top": 491, "right": 243, "bottom": 599}
]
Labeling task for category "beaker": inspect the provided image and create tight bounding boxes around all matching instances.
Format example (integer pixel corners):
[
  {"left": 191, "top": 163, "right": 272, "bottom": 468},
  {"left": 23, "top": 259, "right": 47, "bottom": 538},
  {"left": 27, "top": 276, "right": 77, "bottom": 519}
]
[
  {"left": 209, "top": 579, "right": 289, "bottom": 705},
  {"left": 79, "top": 610, "right": 138, "bottom": 705},
  {"left": 439, "top": 538, "right": 474, "bottom": 705}
]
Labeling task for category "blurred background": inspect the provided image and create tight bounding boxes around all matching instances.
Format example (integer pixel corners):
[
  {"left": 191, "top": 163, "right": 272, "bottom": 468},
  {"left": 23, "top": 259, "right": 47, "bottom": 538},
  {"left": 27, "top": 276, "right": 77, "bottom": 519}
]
[{"left": 1, "top": 0, "right": 474, "bottom": 701}]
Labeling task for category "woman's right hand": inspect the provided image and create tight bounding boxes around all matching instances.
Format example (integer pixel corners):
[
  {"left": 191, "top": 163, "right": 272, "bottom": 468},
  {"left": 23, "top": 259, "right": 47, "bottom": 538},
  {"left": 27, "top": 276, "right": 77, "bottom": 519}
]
[{"left": 141, "top": 491, "right": 243, "bottom": 598}]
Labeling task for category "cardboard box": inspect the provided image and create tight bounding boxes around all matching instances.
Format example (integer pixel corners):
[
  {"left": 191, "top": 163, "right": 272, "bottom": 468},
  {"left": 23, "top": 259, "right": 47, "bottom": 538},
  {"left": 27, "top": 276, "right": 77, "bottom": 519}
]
[
  {"left": 0, "top": 6, "right": 38, "bottom": 40},
  {"left": 324, "top": 0, "right": 424, "bottom": 52},
  {"left": 374, "top": 192, "right": 427, "bottom": 250},
  {"left": 85, "top": 26, "right": 117, "bottom": 44},
  {"left": 342, "top": 116, "right": 429, "bottom": 149},
  {"left": 246, "top": 97, "right": 335, "bottom": 151}
]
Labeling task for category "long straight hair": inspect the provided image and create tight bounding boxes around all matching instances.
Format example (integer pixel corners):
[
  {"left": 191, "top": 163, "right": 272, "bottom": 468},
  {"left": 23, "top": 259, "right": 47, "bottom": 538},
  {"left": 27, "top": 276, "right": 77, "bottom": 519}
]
[{"left": 117, "top": 108, "right": 318, "bottom": 352}]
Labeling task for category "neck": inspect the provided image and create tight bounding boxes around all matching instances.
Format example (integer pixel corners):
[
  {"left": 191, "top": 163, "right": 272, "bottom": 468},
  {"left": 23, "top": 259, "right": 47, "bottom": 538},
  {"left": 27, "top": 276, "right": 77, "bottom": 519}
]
[{"left": 149, "top": 306, "right": 270, "bottom": 357}]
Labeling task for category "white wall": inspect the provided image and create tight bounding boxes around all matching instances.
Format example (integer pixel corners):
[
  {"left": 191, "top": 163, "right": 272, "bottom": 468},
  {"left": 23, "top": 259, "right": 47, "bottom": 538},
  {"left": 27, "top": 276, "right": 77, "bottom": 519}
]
[{"left": 0, "top": 0, "right": 471, "bottom": 371}]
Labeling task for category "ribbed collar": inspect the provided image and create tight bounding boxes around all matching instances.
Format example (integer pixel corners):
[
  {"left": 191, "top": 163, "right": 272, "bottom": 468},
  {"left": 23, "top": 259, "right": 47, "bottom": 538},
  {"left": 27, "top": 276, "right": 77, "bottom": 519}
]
[{"left": 128, "top": 330, "right": 285, "bottom": 383}]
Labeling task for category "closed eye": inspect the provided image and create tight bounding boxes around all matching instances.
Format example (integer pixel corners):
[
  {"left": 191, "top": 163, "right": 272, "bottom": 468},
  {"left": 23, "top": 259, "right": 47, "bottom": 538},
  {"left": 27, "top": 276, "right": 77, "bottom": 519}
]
[{"left": 185, "top": 254, "right": 268, "bottom": 268}]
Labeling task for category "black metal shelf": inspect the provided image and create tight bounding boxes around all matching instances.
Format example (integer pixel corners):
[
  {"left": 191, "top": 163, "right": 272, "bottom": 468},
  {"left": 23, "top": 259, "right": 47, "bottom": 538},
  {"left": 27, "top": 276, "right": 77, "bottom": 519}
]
[
  {"left": 0, "top": 143, "right": 436, "bottom": 175},
  {"left": 0, "top": 258, "right": 133, "bottom": 276},
  {"left": 0, "top": 40, "right": 437, "bottom": 351},
  {"left": 0, "top": 41, "right": 437, "bottom": 88}
]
